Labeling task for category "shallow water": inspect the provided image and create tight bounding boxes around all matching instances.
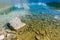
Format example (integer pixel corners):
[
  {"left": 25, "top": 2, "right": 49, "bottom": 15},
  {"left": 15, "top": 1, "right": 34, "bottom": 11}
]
[
  {"left": 0, "top": 3, "right": 60, "bottom": 40},
  {"left": 0, "top": 3, "right": 60, "bottom": 28}
]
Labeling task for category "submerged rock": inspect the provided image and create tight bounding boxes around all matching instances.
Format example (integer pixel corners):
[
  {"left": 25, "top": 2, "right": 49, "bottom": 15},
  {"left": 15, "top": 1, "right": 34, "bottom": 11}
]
[
  {"left": 0, "top": 35, "right": 4, "bottom": 40},
  {"left": 7, "top": 17, "right": 26, "bottom": 30}
]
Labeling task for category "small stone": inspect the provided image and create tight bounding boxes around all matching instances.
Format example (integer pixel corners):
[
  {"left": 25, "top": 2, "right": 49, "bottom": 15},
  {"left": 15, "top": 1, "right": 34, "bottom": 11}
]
[
  {"left": 35, "top": 35, "right": 40, "bottom": 40},
  {"left": 6, "top": 33, "right": 16, "bottom": 40},
  {"left": 0, "top": 35, "right": 4, "bottom": 40}
]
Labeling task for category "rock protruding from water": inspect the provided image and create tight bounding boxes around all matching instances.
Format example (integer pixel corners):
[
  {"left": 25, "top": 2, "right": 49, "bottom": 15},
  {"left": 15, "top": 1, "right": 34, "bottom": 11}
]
[{"left": 7, "top": 17, "right": 26, "bottom": 30}]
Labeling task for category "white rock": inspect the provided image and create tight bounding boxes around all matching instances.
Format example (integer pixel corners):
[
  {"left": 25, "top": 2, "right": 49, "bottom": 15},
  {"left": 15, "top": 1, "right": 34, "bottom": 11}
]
[
  {"left": 0, "top": 35, "right": 4, "bottom": 40},
  {"left": 8, "top": 17, "right": 26, "bottom": 30}
]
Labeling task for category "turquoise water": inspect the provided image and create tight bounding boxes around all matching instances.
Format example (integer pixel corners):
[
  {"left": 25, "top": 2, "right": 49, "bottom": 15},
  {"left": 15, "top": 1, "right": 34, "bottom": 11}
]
[{"left": 0, "top": 3, "right": 60, "bottom": 27}]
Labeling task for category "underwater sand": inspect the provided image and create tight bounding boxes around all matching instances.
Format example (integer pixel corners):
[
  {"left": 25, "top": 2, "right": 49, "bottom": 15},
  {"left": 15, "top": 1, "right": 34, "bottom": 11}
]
[{"left": 0, "top": 4, "right": 60, "bottom": 40}]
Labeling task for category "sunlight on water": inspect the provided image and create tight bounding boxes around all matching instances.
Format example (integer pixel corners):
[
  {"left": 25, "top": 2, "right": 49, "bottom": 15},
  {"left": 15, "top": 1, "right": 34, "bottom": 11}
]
[{"left": 38, "top": 2, "right": 47, "bottom": 6}]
